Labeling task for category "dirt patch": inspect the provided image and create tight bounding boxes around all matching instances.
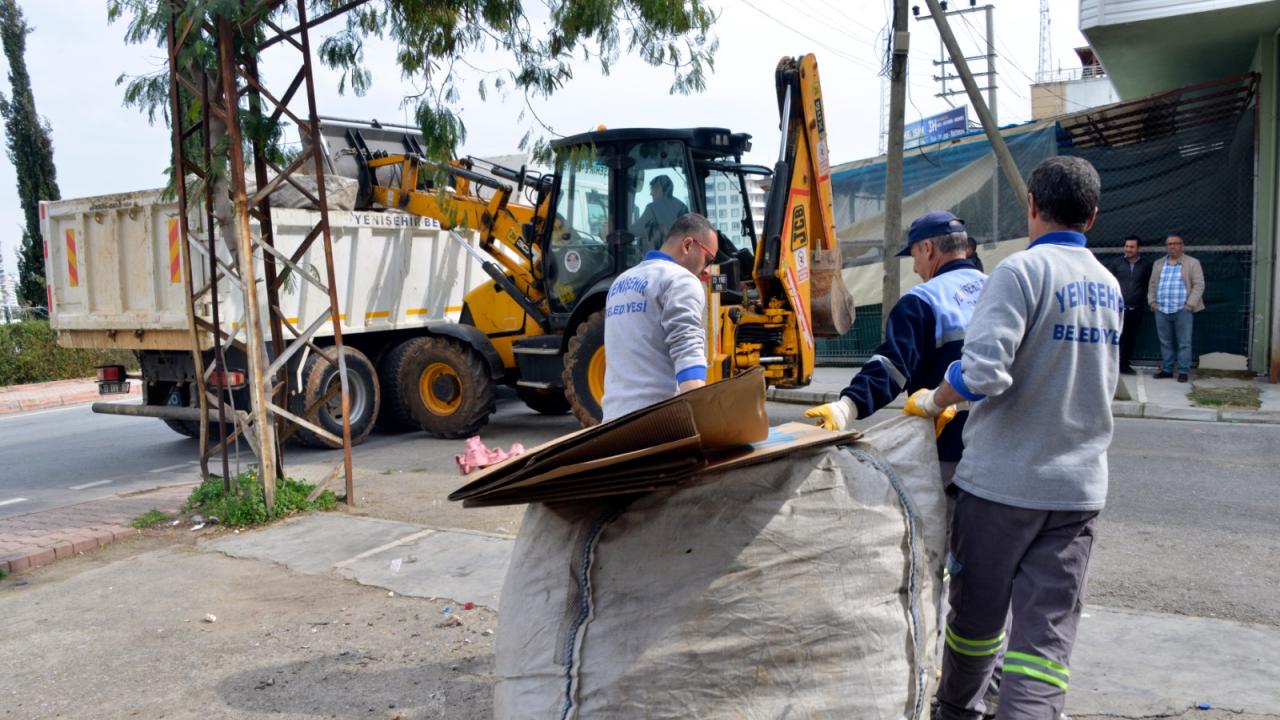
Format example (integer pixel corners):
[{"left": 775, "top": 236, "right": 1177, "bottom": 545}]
[
  {"left": 0, "top": 536, "right": 496, "bottom": 719},
  {"left": 1188, "top": 383, "right": 1261, "bottom": 409}
]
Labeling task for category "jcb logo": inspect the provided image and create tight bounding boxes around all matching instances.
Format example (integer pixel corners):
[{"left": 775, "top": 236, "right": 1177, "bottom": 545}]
[{"left": 790, "top": 205, "right": 807, "bottom": 251}]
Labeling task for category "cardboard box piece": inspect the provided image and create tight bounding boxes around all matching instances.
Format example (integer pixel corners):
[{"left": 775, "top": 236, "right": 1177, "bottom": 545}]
[{"left": 450, "top": 367, "right": 861, "bottom": 507}]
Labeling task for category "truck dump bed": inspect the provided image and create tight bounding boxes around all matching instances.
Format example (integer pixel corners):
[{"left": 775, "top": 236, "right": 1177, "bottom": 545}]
[{"left": 41, "top": 189, "right": 484, "bottom": 351}]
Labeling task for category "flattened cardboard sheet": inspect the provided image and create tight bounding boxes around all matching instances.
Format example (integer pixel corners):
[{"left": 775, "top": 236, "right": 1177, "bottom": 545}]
[{"left": 451, "top": 368, "right": 854, "bottom": 507}]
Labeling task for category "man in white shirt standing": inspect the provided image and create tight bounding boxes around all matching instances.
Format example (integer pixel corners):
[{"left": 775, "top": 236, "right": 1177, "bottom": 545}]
[{"left": 602, "top": 213, "right": 717, "bottom": 422}]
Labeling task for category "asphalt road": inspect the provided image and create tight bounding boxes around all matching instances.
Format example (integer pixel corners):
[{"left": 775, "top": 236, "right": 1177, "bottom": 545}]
[
  {"left": 3, "top": 394, "right": 1278, "bottom": 626},
  {"left": 0, "top": 401, "right": 205, "bottom": 518}
]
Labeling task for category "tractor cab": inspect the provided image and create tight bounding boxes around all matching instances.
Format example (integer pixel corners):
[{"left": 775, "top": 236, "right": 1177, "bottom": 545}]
[{"left": 540, "top": 127, "right": 768, "bottom": 325}]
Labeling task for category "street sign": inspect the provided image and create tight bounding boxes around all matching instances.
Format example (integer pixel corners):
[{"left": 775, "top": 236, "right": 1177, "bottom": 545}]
[{"left": 904, "top": 106, "right": 969, "bottom": 149}]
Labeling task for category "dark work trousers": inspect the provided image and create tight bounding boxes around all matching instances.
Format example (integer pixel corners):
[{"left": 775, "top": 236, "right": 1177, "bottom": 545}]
[
  {"left": 935, "top": 489, "right": 1098, "bottom": 720},
  {"left": 1118, "top": 307, "right": 1144, "bottom": 370}
]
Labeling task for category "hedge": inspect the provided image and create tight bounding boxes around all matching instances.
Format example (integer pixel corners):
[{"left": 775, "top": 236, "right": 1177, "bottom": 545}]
[{"left": 0, "top": 320, "right": 137, "bottom": 386}]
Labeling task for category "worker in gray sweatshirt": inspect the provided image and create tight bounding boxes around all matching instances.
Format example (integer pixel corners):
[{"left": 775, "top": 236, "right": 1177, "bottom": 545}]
[
  {"left": 601, "top": 213, "right": 717, "bottom": 422},
  {"left": 907, "top": 156, "right": 1122, "bottom": 720}
]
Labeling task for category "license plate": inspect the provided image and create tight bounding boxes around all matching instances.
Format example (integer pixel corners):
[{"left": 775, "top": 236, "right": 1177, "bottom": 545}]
[{"left": 99, "top": 381, "right": 130, "bottom": 395}]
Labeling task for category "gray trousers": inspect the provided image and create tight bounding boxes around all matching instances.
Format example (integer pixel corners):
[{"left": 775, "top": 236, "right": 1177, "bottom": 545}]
[{"left": 935, "top": 488, "right": 1098, "bottom": 720}]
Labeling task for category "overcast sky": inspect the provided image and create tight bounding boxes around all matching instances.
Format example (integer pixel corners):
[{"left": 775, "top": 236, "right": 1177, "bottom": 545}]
[{"left": 0, "top": 0, "right": 1089, "bottom": 281}]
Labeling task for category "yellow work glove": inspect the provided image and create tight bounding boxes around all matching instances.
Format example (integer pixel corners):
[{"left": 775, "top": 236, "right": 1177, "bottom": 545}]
[
  {"left": 903, "top": 388, "right": 958, "bottom": 438},
  {"left": 805, "top": 396, "right": 857, "bottom": 431}
]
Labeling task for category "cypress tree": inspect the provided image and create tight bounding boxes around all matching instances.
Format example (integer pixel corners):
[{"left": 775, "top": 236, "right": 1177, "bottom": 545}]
[{"left": 0, "top": 0, "right": 60, "bottom": 309}]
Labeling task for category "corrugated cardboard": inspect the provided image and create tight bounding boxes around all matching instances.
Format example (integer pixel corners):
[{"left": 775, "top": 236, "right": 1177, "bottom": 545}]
[{"left": 449, "top": 367, "right": 860, "bottom": 507}]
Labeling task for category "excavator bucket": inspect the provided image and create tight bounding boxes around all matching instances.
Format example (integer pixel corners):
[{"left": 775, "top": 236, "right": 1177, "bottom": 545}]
[{"left": 809, "top": 248, "right": 855, "bottom": 337}]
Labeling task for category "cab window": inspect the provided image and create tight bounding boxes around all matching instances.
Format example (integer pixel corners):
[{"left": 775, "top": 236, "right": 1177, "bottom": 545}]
[
  {"left": 546, "top": 156, "right": 611, "bottom": 314},
  {"left": 626, "top": 141, "right": 692, "bottom": 251}
]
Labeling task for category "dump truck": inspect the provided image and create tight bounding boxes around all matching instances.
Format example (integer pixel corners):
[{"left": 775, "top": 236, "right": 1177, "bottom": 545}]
[{"left": 40, "top": 190, "right": 489, "bottom": 446}]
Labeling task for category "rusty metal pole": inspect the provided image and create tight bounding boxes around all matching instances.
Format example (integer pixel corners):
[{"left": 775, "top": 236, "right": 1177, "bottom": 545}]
[
  {"left": 216, "top": 17, "right": 278, "bottom": 505},
  {"left": 295, "top": 0, "right": 355, "bottom": 504},
  {"left": 165, "top": 8, "right": 211, "bottom": 481},
  {"left": 199, "top": 48, "right": 234, "bottom": 488}
]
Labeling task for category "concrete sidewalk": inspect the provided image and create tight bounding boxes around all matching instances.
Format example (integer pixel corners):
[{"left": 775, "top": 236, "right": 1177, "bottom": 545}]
[
  {"left": 0, "top": 376, "right": 139, "bottom": 415},
  {"left": 771, "top": 365, "right": 1280, "bottom": 424},
  {"left": 206, "top": 512, "right": 1280, "bottom": 718}
]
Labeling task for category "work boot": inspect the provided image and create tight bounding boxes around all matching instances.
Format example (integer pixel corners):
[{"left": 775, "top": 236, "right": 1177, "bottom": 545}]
[
  {"left": 1153, "top": 370, "right": 1173, "bottom": 379},
  {"left": 1178, "top": 373, "right": 1188, "bottom": 383}
]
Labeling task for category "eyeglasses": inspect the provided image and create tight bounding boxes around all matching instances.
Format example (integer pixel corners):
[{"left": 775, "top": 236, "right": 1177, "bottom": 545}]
[{"left": 690, "top": 235, "right": 717, "bottom": 270}]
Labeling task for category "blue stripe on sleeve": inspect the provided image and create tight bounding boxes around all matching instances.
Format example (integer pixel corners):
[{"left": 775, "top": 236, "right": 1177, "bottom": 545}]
[
  {"left": 676, "top": 365, "right": 707, "bottom": 383},
  {"left": 946, "top": 359, "right": 986, "bottom": 401}
]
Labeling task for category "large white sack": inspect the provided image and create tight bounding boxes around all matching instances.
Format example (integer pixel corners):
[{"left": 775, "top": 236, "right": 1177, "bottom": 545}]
[{"left": 495, "top": 415, "right": 946, "bottom": 720}]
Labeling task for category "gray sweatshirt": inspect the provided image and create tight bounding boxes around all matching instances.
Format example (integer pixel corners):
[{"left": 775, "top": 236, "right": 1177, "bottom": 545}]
[
  {"left": 602, "top": 251, "right": 707, "bottom": 421},
  {"left": 946, "top": 231, "right": 1121, "bottom": 511}
]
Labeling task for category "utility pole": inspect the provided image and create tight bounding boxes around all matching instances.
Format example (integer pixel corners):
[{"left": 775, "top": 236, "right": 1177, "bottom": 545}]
[
  {"left": 882, "top": 0, "right": 910, "bottom": 333},
  {"left": 918, "top": 2, "right": 1003, "bottom": 243},
  {"left": 924, "top": 0, "right": 1027, "bottom": 209}
]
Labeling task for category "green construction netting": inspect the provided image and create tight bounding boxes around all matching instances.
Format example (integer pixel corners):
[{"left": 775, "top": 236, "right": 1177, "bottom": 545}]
[{"left": 819, "top": 90, "right": 1257, "bottom": 366}]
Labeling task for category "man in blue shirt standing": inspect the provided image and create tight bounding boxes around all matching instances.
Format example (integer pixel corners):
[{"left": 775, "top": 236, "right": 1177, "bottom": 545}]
[
  {"left": 805, "top": 210, "right": 986, "bottom": 485},
  {"left": 1147, "top": 234, "right": 1205, "bottom": 382}
]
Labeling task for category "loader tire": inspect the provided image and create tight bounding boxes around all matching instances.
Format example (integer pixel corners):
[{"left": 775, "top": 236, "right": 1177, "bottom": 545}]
[
  {"left": 563, "top": 311, "right": 606, "bottom": 427},
  {"left": 291, "top": 346, "right": 380, "bottom": 449},
  {"left": 375, "top": 339, "right": 421, "bottom": 432},
  {"left": 400, "top": 336, "right": 495, "bottom": 438},
  {"left": 516, "top": 386, "right": 572, "bottom": 416}
]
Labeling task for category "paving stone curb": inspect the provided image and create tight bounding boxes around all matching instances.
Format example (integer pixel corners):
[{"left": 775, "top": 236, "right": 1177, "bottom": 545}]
[
  {"left": 0, "top": 485, "right": 192, "bottom": 575},
  {"left": 0, "top": 377, "right": 139, "bottom": 416}
]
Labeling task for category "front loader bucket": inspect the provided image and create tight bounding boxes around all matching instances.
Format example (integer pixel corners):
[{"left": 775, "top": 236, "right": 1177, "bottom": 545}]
[{"left": 809, "top": 249, "right": 855, "bottom": 337}]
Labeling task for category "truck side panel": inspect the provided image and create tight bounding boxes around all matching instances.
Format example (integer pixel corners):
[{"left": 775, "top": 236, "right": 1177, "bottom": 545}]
[{"left": 42, "top": 190, "right": 487, "bottom": 352}]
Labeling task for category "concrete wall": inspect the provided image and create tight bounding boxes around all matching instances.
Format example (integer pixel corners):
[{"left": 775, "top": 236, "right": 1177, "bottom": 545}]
[{"left": 1081, "top": 0, "right": 1280, "bottom": 30}]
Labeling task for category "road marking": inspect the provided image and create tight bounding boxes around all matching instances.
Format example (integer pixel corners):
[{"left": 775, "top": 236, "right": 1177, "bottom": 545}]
[
  {"left": 0, "top": 498, "right": 28, "bottom": 507},
  {"left": 149, "top": 462, "right": 196, "bottom": 474},
  {"left": 333, "top": 529, "right": 436, "bottom": 569},
  {"left": 69, "top": 480, "right": 113, "bottom": 490}
]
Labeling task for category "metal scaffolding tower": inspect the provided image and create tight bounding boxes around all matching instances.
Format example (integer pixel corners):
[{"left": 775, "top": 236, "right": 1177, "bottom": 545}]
[
  {"left": 164, "top": 0, "right": 355, "bottom": 507},
  {"left": 1037, "top": 0, "right": 1052, "bottom": 80}
]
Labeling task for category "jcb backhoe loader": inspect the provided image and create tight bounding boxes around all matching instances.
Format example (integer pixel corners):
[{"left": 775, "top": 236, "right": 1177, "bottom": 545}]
[{"left": 319, "top": 54, "right": 854, "bottom": 437}]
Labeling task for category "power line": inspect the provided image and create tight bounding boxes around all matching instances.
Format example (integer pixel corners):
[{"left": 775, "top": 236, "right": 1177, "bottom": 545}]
[
  {"left": 739, "top": 0, "right": 882, "bottom": 74},
  {"left": 807, "top": 0, "right": 887, "bottom": 38}
]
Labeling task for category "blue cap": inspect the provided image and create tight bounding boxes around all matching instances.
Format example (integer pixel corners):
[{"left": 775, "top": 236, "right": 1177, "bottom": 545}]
[{"left": 896, "top": 211, "right": 966, "bottom": 257}]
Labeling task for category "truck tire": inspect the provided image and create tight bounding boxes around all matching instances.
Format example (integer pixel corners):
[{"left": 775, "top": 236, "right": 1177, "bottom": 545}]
[
  {"left": 375, "top": 340, "right": 420, "bottom": 432},
  {"left": 400, "top": 336, "right": 495, "bottom": 438},
  {"left": 162, "top": 383, "right": 200, "bottom": 439},
  {"left": 291, "top": 346, "right": 380, "bottom": 448},
  {"left": 563, "top": 311, "right": 606, "bottom": 427},
  {"left": 516, "top": 386, "right": 572, "bottom": 416}
]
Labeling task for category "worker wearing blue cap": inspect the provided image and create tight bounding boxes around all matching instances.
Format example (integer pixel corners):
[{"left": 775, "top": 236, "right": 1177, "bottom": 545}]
[{"left": 806, "top": 209, "right": 986, "bottom": 482}]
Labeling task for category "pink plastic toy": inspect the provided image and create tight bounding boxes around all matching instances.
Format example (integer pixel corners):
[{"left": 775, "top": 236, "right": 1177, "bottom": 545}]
[{"left": 456, "top": 436, "right": 526, "bottom": 475}]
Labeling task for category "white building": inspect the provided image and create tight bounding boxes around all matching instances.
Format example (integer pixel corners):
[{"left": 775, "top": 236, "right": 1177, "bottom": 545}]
[{"left": 1030, "top": 46, "right": 1122, "bottom": 120}]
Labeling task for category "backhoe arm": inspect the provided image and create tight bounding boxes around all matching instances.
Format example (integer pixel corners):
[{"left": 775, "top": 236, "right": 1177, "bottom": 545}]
[{"left": 365, "top": 154, "right": 550, "bottom": 320}]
